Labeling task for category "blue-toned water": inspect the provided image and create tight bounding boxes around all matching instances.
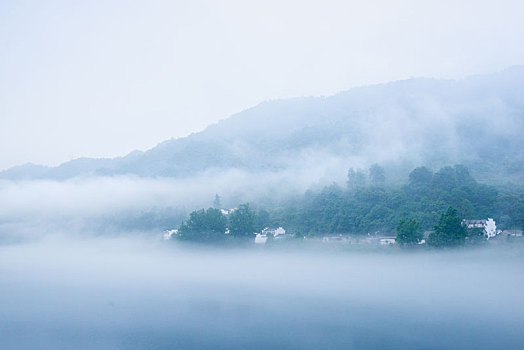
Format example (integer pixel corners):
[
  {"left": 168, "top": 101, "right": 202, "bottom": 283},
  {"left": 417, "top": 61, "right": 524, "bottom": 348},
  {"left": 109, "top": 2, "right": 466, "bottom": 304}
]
[{"left": 1, "top": 237, "right": 523, "bottom": 349}]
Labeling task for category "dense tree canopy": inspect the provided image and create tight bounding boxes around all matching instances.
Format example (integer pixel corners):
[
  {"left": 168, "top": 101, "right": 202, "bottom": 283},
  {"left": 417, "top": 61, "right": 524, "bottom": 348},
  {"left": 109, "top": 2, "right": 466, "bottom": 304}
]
[
  {"left": 174, "top": 164, "right": 523, "bottom": 245},
  {"left": 178, "top": 208, "right": 227, "bottom": 242},
  {"left": 228, "top": 203, "right": 257, "bottom": 238},
  {"left": 270, "top": 165, "right": 510, "bottom": 236},
  {"left": 395, "top": 218, "right": 423, "bottom": 246},
  {"left": 408, "top": 166, "right": 433, "bottom": 188},
  {"left": 495, "top": 194, "right": 524, "bottom": 229},
  {"left": 427, "top": 207, "right": 467, "bottom": 247}
]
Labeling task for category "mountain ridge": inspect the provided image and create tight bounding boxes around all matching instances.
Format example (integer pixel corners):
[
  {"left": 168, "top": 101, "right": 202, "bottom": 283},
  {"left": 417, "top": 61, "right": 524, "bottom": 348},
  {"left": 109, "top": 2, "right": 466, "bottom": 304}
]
[{"left": 3, "top": 66, "right": 524, "bottom": 183}]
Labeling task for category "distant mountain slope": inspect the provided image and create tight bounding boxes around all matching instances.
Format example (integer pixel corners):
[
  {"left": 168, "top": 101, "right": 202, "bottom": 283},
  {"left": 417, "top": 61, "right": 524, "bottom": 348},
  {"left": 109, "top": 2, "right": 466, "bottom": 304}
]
[{"left": 2, "top": 67, "right": 524, "bottom": 183}]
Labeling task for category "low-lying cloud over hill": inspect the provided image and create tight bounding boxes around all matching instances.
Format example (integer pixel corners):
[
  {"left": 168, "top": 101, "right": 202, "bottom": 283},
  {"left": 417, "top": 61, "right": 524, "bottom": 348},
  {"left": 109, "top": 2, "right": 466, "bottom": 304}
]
[{"left": 3, "top": 67, "right": 524, "bottom": 184}]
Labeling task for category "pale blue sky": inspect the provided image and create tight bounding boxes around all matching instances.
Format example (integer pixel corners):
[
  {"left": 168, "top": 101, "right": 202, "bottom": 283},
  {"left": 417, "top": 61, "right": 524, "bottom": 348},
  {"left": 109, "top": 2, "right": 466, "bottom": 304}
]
[{"left": 1, "top": 0, "right": 524, "bottom": 169}]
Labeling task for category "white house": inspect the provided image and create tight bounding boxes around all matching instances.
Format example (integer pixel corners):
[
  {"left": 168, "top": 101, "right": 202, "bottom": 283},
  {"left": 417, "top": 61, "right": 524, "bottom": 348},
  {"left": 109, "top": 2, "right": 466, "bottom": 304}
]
[
  {"left": 254, "top": 233, "right": 268, "bottom": 244},
  {"left": 254, "top": 227, "right": 286, "bottom": 244},
  {"left": 163, "top": 229, "right": 178, "bottom": 240},
  {"left": 379, "top": 236, "right": 396, "bottom": 245},
  {"left": 462, "top": 218, "right": 498, "bottom": 239},
  {"left": 262, "top": 227, "right": 286, "bottom": 237}
]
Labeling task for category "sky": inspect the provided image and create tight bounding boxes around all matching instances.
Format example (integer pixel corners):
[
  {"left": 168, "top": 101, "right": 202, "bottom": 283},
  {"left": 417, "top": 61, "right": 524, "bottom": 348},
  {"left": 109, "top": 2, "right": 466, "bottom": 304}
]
[{"left": 1, "top": 0, "right": 524, "bottom": 170}]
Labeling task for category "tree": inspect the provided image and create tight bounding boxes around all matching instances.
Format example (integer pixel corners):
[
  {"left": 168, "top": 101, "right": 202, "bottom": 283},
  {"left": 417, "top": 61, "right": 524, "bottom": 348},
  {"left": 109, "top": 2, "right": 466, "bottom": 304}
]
[
  {"left": 228, "top": 203, "right": 257, "bottom": 238},
  {"left": 395, "top": 218, "right": 422, "bottom": 246},
  {"left": 427, "top": 207, "right": 467, "bottom": 247},
  {"left": 256, "top": 209, "right": 270, "bottom": 231},
  {"left": 213, "top": 194, "right": 222, "bottom": 209},
  {"left": 408, "top": 167, "right": 433, "bottom": 188},
  {"left": 178, "top": 208, "right": 227, "bottom": 242},
  {"left": 495, "top": 194, "right": 524, "bottom": 229},
  {"left": 369, "top": 164, "right": 386, "bottom": 187},
  {"left": 432, "top": 166, "right": 457, "bottom": 192},
  {"left": 347, "top": 168, "right": 366, "bottom": 190},
  {"left": 453, "top": 165, "right": 476, "bottom": 188}
]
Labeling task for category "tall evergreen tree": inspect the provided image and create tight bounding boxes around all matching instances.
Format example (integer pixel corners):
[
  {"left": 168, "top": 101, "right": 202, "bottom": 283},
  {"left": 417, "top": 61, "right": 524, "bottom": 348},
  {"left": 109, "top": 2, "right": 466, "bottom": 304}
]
[
  {"left": 213, "top": 194, "right": 222, "bottom": 209},
  {"left": 427, "top": 207, "right": 467, "bottom": 247}
]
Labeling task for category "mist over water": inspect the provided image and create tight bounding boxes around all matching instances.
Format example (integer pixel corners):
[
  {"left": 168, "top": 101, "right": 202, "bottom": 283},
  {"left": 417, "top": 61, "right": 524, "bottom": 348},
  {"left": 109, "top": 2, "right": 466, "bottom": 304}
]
[
  {"left": 2, "top": 1, "right": 524, "bottom": 348},
  {"left": 0, "top": 162, "right": 348, "bottom": 241},
  {"left": 1, "top": 235, "right": 523, "bottom": 349}
]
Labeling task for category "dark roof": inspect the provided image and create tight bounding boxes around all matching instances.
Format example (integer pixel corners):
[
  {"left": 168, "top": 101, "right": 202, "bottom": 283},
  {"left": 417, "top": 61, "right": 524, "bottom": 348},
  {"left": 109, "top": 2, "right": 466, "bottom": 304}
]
[{"left": 462, "top": 219, "right": 486, "bottom": 225}]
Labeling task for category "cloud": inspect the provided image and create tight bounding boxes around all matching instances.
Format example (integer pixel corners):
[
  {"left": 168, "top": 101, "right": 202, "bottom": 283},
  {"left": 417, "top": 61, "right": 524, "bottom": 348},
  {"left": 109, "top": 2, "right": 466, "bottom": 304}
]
[{"left": 0, "top": 156, "right": 350, "bottom": 238}]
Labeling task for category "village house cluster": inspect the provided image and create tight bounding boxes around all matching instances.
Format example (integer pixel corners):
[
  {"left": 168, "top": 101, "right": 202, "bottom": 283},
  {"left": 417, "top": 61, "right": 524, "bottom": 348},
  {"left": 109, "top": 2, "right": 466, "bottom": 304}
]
[
  {"left": 163, "top": 215, "right": 522, "bottom": 244},
  {"left": 254, "top": 227, "right": 286, "bottom": 244}
]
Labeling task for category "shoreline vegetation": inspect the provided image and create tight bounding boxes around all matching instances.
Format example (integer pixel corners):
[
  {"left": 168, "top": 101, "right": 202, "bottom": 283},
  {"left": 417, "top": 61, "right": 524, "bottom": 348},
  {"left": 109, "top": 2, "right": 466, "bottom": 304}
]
[{"left": 170, "top": 164, "right": 524, "bottom": 249}]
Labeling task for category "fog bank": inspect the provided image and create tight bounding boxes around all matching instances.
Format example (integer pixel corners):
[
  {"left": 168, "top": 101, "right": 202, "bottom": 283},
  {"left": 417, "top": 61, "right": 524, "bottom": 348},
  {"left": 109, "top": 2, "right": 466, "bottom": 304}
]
[
  {"left": 1, "top": 236, "right": 523, "bottom": 349},
  {"left": 0, "top": 161, "right": 349, "bottom": 241}
]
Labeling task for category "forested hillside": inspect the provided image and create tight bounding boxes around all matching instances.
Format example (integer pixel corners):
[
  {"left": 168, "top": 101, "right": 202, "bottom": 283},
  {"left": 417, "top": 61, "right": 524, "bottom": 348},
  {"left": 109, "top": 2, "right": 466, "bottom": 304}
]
[
  {"left": 263, "top": 165, "right": 523, "bottom": 236},
  {"left": 2, "top": 67, "right": 524, "bottom": 184},
  {"left": 169, "top": 164, "right": 523, "bottom": 241}
]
